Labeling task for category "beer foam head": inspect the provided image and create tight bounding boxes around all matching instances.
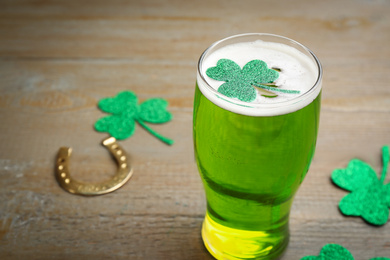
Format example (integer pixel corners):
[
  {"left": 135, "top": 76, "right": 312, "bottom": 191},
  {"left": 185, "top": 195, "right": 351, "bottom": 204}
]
[{"left": 197, "top": 34, "right": 322, "bottom": 116}]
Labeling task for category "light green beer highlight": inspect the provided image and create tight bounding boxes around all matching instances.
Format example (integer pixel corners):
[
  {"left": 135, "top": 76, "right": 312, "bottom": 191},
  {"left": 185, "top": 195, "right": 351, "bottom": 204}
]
[{"left": 193, "top": 33, "right": 322, "bottom": 260}]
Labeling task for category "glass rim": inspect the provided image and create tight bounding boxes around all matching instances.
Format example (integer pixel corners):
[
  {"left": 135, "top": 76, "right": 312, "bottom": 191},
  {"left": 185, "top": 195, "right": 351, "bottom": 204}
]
[{"left": 197, "top": 33, "right": 323, "bottom": 115}]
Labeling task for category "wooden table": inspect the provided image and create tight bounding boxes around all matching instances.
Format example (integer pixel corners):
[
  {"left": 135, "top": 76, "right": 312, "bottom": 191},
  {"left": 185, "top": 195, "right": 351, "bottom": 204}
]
[{"left": 1, "top": 0, "right": 389, "bottom": 259}]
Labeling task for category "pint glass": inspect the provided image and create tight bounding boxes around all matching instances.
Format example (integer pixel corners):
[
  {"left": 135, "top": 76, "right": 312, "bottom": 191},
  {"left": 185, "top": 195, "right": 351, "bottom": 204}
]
[{"left": 193, "top": 34, "right": 322, "bottom": 259}]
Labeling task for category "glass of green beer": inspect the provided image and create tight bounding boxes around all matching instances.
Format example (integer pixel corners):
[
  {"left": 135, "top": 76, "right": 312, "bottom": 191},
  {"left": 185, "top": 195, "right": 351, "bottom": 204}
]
[{"left": 193, "top": 33, "right": 322, "bottom": 259}]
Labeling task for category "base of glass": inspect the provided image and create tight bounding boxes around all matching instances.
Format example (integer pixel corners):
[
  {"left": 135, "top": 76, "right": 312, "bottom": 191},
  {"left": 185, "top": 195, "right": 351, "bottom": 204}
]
[{"left": 201, "top": 213, "right": 289, "bottom": 260}]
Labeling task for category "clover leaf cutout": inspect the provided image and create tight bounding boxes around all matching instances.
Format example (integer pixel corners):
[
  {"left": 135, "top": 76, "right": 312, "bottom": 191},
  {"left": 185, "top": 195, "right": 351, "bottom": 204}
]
[
  {"left": 94, "top": 91, "right": 174, "bottom": 145},
  {"left": 331, "top": 145, "right": 390, "bottom": 225},
  {"left": 301, "top": 244, "right": 354, "bottom": 260},
  {"left": 300, "top": 244, "right": 390, "bottom": 260},
  {"left": 206, "top": 59, "right": 300, "bottom": 102}
]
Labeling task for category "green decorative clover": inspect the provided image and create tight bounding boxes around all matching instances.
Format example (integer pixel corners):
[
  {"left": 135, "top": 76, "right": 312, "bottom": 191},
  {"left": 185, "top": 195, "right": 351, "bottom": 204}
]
[
  {"left": 331, "top": 146, "right": 390, "bottom": 225},
  {"left": 94, "top": 91, "right": 174, "bottom": 145},
  {"left": 206, "top": 59, "right": 300, "bottom": 102},
  {"left": 301, "top": 244, "right": 354, "bottom": 260},
  {"left": 301, "top": 244, "right": 389, "bottom": 260}
]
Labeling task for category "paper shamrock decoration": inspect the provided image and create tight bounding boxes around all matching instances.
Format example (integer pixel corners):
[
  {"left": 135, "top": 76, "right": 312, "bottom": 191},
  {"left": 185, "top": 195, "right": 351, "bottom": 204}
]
[
  {"left": 95, "top": 91, "right": 174, "bottom": 145},
  {"left": 331, "top": 146, "right": 390, "bottom": 225},
  {"left": 300, "top": 244, "right": 389, "bottom": 260},
  {"left": 206, "top": 59, "right": 300, "bottom": 102}
]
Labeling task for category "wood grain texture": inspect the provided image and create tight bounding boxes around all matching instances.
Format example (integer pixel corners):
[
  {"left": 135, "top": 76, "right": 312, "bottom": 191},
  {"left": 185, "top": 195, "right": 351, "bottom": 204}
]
[{"left": 0, "top": 0, "right": 389, "bottom": 259}]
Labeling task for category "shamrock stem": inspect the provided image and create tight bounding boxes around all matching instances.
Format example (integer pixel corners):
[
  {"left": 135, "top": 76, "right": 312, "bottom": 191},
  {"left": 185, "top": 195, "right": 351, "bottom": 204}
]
[
  {"left": 380, "top": 145, "right": 389, "bottom": 184},
  {"left": 253, "top": 83, "right": 300, "bottom": 94},
  {"left": 137, "top": 120, "right": 174, "bottom": 146}
]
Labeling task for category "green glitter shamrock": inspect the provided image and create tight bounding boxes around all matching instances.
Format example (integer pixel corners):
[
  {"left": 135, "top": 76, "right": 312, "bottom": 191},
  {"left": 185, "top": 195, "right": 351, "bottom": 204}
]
[
  {"left": 206, "top": 59, "right": 300, "bottom": 102},
  {"left": 331, "top": 145, "right": 390, "bottom": 226},
  {"left": 300, "top": 244, "right": 390, "bottom": 260},
  {"left": 94, "top": 91, "right": 174, "bottom": 145}
]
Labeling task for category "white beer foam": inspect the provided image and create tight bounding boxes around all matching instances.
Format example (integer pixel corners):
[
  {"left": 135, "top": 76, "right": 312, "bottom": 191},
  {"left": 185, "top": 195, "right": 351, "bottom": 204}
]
[{"left": 197, "top": 39, "right": 322, "bottom": 116}]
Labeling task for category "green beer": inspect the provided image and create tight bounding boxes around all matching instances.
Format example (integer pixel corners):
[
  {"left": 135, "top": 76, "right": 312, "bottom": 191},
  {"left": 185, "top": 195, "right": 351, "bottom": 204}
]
[{"left": 193, "top": 34, "right": 322, "bottom": 259}]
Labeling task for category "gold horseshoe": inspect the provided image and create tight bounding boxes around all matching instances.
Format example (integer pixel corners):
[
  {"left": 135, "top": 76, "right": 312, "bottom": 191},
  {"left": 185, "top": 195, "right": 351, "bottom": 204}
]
[{"left": 55, "top": 137, "right": 133, "bottom": 196}]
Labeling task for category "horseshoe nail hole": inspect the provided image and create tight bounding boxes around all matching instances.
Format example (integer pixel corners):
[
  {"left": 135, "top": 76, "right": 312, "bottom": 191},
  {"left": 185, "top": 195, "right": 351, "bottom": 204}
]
[
  {"left": 58, "top": 165, "right": 64, "bottom": 170},
  {"left": 65, "top": 178, "right": 70, "bottom": 184},
  {"left": 120, "top": 156, "right": 126, "bottom": 161},
  {"left": 61, "top": 172, "right": 66, "bottom": 178},
  {"left": 116, "top": 150, "right": 122, "bottom": 155},
  {"left": 111, "top": 144, "right": 119, "bottom": 150},
  {"left": 121, "top": 163, "right": 127, "bottom": 168},
  {"left": 58, "top": 158, "right": 66, "bottom": 163}
]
